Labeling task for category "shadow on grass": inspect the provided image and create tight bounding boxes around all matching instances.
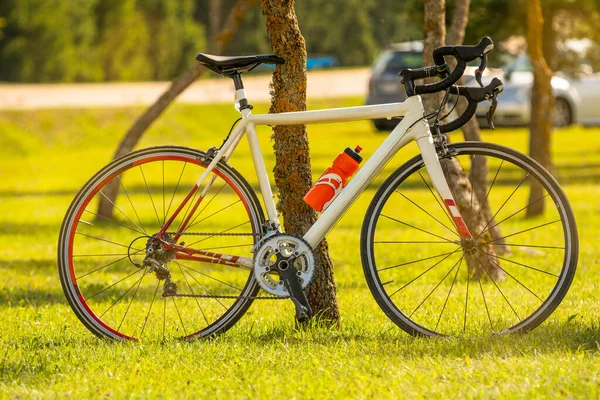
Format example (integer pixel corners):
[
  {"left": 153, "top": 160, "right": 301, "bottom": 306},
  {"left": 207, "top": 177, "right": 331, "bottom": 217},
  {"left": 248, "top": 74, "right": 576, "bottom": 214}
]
[{"left": 228, "top": 318, "right": 600, "bottom": 358}]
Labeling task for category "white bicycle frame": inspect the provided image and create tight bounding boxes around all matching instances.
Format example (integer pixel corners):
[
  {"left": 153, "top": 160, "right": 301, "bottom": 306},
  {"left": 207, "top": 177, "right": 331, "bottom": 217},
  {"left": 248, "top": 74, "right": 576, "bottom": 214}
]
[{"left": 163, "top": 88, "right": 473, "bottom": 270}]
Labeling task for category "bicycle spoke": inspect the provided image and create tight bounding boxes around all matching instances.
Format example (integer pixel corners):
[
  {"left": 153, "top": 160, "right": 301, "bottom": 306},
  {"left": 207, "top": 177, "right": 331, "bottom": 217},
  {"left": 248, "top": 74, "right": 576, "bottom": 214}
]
[
  {"left": 477, "top": 272, "right": 493, "bottom": 331},
  {"left": 379, "top": 249, "right": 461, "bottom": 272},
  {"left": 83, "top": 209, "right": 145, "bottom": 236},
  {"left": 117, "top": 269, "right": 148, "bottom": 332},
  {"left": 186, "top": 199, "right": 243, "bottom": 231},
  {"left": 73, "top": 253, "right": 129, "bottom": 258},
  {"left": 409, "top": 254, "right": 464, "bottom": 318},
  {"left": 394, "top": 190, "right": 459, "bottom": 238},
  {"left": 435, "top": 257, "right": 463, "bottom": 331},
  {"left": 375, "top": 241, "right": 454, "bottom": 244},
  {"left": 175, "top": 262, "right": 228, "bottom": 310},
  {"left": 140, "top": 280, "right": 160, "bottom": 339},
  {"left": 165, "top": 162, "right": 187, "bottom": 221},
  {"left": 389, "top": 248, "right": 461, "bottom": 297},
  {"left": 477, "top": 254, "right": 521, "bottom": 322},
  {"left": 478, "top": 194, "right": 549, "bottom": 238},
  {"left": 98, "top": 187, "right": 146, "bottom": 235},
  {"left": 162, "top": 160, "right": 166, "bottom": 225},
  {"left": 77, "top": 255, "right": 131, "bottom": 279},
  {"left": 488, "top": 219, "right": 561, "bottom": 244},
  {"left": 482, "top": 242, "right": 564, "bottom": 250},
  {"left": 476, "top": 249, "right": 544, "bottom": 302},
  {"left": 476, "top": 173, "right": 529, "bottom": 240},
  {"left": 418, "top": 170, "right": 455, "bottom": 227},
  {"left": 116, "top": 176, "right": 147, "bottom": 235},
  {"left": 473, "top": 160, "right": 503, "bottom": 224},
  {"left": 381, "top": 214, "right": 454, "bottom": 243},
  {"left": 172, "top": 297, "right": 187, "bottom": 336},
  {"left": 75, "top": 231, "right": 141, "bottom": 252},
  {"left": 162, "top": 297, "right": 166, "bottom": 341},
  {"left": 87, "top": 269, "right": 143, "bottom": 300},
  {"left": 186, "top": 181, "right": 228, "bottom": 230},
  {"left": 99, "top": 270, "right": 146, "bottom": 318},
  {"left": 139, "top": 165, "right": 162, "bottom": 227},
  {"left": 176, "top": 263, "right": 210, "bottom": 326},
  {"left": 176, "top": 261, "right": 243, "bottom": 292},
  {"left": 478, "top": 251, "right": 558, "bottom": 277},
  {"left": 463, "top": 266, "right": 470, "bottom": 333}
]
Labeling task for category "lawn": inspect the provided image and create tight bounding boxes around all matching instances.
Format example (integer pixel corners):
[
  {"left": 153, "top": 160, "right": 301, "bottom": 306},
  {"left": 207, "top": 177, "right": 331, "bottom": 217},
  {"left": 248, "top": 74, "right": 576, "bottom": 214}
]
[{"left": 0, "top": 98, "right": 599, "bottom": 398}]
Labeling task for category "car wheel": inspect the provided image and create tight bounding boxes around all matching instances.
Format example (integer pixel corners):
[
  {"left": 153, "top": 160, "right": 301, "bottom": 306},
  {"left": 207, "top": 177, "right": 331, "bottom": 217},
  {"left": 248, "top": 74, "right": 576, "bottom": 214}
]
[{"left": 552, "top": 98, "right": 572, "bottom": 127}]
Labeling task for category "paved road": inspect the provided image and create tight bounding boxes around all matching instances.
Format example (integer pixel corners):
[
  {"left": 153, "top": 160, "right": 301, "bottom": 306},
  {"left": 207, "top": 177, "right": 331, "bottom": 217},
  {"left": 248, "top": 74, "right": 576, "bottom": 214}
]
[{"left": 0, "top": 68, "right": 370, "bottom": 110}]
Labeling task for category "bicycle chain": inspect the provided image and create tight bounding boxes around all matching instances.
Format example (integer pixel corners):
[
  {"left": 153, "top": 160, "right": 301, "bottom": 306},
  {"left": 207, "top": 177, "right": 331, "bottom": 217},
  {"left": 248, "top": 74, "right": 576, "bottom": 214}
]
[
  {"left": 162, "top": 231, "right": 283, "bottom": 300},
  {"left": 167, "top": 231, "right": 261, "bottom": 237},
  {"left": 166, "top": 293, "right": 287, "bottom": 300}
]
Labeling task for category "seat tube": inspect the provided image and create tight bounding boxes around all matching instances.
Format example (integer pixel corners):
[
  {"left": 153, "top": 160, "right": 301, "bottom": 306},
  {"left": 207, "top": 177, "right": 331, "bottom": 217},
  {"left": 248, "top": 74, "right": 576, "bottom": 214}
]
[
  {"left": 416, "top": 132, "right": 472, "bottom": 238},
  {"left": 246, "top": 122, "right": 279, "bottom": 229}
]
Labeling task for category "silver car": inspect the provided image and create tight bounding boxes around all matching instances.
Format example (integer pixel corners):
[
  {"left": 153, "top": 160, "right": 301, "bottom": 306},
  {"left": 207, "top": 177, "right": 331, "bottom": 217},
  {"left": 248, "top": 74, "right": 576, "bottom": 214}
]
[
  {"left": 474, "top": 55, "right": 580, "bottom": 128},
  {"left": 367, "top": 48, "right": 600, "bottom": 130}
]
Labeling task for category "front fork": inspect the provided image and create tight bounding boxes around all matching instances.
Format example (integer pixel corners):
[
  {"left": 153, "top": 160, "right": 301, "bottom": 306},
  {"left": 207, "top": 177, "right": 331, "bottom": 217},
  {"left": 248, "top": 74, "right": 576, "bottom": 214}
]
[{"left": 416, "top": 132, "right": 473, "bottom": 239}]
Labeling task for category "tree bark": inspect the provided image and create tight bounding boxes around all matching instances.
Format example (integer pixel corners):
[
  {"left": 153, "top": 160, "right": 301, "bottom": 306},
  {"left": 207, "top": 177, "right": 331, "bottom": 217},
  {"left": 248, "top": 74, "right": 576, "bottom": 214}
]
[
  {"left": 208, "top": 0, "right": 222, "bottom": 53},
  {"left": 447, "top": 0, "right": 508, "bottom": 255},
  {"left": 97, "top": 0, "right": 259, "bottom": 219},
  {"left": 423, "top": 0, "right": 504, "bottom": 280},
  {"left": 526, "top": 0, "right": 554, "bottom": 217},
  {"left": 261, "top": 0, "right": 339, "bottom": 323}
]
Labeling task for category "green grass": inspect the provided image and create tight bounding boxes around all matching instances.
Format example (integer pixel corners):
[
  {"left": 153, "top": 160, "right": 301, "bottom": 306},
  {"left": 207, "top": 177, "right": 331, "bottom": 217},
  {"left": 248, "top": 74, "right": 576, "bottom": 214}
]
[{"left": 1, "top": 98, "right": 600, "bottom": 398}]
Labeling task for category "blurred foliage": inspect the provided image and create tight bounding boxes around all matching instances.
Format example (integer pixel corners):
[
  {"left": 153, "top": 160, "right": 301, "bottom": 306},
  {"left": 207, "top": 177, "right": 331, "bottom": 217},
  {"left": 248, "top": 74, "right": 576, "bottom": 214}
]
[
  {"left": 0, "top": 0, "right": 203, "bottom": 82},
  {"left": 0, "top": 0, "right": 597, "bottom": 83}
]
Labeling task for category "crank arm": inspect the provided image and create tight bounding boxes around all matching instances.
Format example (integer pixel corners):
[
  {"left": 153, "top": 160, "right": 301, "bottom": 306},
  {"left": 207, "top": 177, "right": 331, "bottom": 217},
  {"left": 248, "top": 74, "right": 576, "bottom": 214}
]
[{"left": 279, "top": 265, "right": 312, "bottom": 322}]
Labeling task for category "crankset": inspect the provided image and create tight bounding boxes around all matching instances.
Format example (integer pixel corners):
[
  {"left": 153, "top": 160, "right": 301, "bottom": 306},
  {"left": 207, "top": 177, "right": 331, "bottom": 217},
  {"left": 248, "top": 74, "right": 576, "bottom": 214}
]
[{"left": 253, "top": 234, "right": 316, "bottom": 322}]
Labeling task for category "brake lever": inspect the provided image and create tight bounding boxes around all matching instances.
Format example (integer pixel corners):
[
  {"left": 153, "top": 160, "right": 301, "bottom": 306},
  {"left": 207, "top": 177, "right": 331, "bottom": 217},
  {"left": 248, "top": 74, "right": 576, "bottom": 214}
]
[
  {"left": 475, "top": 54, "right": 487, "bottom": 87},
  {"left": 486, "top": 88, "right": 500, "bottom": 130}
]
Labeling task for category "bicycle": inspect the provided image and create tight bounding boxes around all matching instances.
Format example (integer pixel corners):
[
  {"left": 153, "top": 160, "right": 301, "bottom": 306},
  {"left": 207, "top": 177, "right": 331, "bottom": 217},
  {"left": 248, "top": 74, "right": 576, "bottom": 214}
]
[{"left": 58, "top": 37, "right": 578, "bottom": 340}]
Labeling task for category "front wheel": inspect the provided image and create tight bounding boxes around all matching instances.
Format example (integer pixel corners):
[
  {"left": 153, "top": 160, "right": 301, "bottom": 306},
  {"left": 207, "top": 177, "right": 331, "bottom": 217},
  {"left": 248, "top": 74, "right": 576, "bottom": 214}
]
[
  {"left": 58, "top": 146, "right": 265, "bottom": 341},
  {"left": 361, "top": 142, "right": 578, "bottom": 337}
]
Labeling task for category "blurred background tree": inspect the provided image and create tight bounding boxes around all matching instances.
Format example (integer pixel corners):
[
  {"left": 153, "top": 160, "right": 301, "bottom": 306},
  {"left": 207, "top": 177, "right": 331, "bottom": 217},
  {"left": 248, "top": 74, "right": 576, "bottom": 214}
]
[{"left": 0, "top": 0, "right": 597, "bottom": 83}]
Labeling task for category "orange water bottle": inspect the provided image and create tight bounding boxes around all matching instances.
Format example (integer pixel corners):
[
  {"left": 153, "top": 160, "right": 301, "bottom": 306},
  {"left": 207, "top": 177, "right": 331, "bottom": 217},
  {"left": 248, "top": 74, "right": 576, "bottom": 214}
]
[{"left": 304, "top": 145, "right": 363, "bottom": 212}]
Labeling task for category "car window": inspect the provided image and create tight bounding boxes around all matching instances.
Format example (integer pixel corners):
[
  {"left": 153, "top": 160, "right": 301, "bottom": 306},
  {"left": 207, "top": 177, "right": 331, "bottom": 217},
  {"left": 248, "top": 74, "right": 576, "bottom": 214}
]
[
  {"left": 372, "top": 51, "right": 422, "bottom": 75},
  {"left": 505, "top": 55, "right": 532, "bottom": 72}
]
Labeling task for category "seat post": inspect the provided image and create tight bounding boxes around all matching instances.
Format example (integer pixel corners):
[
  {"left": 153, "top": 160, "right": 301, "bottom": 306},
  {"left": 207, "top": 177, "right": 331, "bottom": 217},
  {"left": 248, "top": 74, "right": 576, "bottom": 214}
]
[{"left": 230, "top": 73, "right": 253, "bottom": 112}]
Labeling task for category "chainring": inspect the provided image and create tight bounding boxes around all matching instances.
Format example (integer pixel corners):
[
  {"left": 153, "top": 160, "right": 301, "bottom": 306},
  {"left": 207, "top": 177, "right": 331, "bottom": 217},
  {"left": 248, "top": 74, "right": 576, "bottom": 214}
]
[{"left": 253, "top": 234, "right": 315, "bottom": 297}]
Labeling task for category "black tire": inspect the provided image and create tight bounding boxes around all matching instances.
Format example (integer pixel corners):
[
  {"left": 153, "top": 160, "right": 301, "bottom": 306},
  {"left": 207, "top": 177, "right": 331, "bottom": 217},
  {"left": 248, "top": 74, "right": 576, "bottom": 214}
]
[
  {"left": 58, "top": 146, "right": 265, "bottom": 341},
  {"left": 361, "top": 142, "right": 578, "bottom": 337}
]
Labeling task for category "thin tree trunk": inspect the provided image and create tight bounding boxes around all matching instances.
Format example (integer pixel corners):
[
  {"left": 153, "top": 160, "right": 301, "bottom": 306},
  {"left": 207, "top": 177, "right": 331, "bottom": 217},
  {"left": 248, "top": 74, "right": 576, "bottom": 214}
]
[
  {"left": 208, "top": 0, "right": 222, "bottom": 53},
  {"left": 423, "top": 0, "right": 504, "bottom": 280},
  {"left": 447, "top": 0, "right": 508, "bottom": 255},
  {"left": 261, "top": 0, "right": 339, "bottom": 323},
  {"left": 97, "top": 0, "right": 259, "bottom": 220},
  {"left": 526, "top": 0, "right": 554, "bottom": 217}
]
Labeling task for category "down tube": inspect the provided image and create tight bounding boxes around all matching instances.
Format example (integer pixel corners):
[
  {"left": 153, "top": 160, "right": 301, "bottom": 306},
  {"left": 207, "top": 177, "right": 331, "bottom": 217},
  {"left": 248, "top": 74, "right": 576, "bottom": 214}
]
[{"left": 302, "top": 115, "right": 429, "bottom": 248}]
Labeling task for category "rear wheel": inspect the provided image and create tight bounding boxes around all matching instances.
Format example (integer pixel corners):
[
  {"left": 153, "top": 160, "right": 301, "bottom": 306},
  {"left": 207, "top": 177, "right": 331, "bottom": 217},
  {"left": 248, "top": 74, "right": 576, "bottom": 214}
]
[
  {"left": 58, "top": 146, "right": 265, "bottom": 341},
  {"left": 361, "top": 142, "right": 578, "bottom": 337}
]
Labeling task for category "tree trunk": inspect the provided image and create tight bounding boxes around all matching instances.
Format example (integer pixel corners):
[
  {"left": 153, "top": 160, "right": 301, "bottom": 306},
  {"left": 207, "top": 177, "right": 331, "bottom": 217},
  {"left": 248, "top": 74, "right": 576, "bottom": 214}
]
[
  {"left": 526, "top": 0, "right": 554, "bottom": 217},
  {"left": 447, "top": 0, "right": 508, "bottom": 255},
  {"left": 261, "top": 0, "right": 339, "bottom": 323},
  {"left": 97, "top": 0, "right": 259, "bottom": 220},
  {"left": 423, "top": 0, "right": 504, "bottom": 280},
  {"left": 208, "top": 0, "right": 222, "bottom": 53}
]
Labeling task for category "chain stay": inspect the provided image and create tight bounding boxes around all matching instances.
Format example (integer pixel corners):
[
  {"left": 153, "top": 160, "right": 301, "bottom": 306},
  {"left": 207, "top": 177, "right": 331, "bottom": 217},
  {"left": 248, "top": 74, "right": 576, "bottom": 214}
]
[
  {"left": 165, "top": 292, "right": 287, "bottom": 300},
  {"left": 167, "top": 231, "right": 260, "bottom": 237}
]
